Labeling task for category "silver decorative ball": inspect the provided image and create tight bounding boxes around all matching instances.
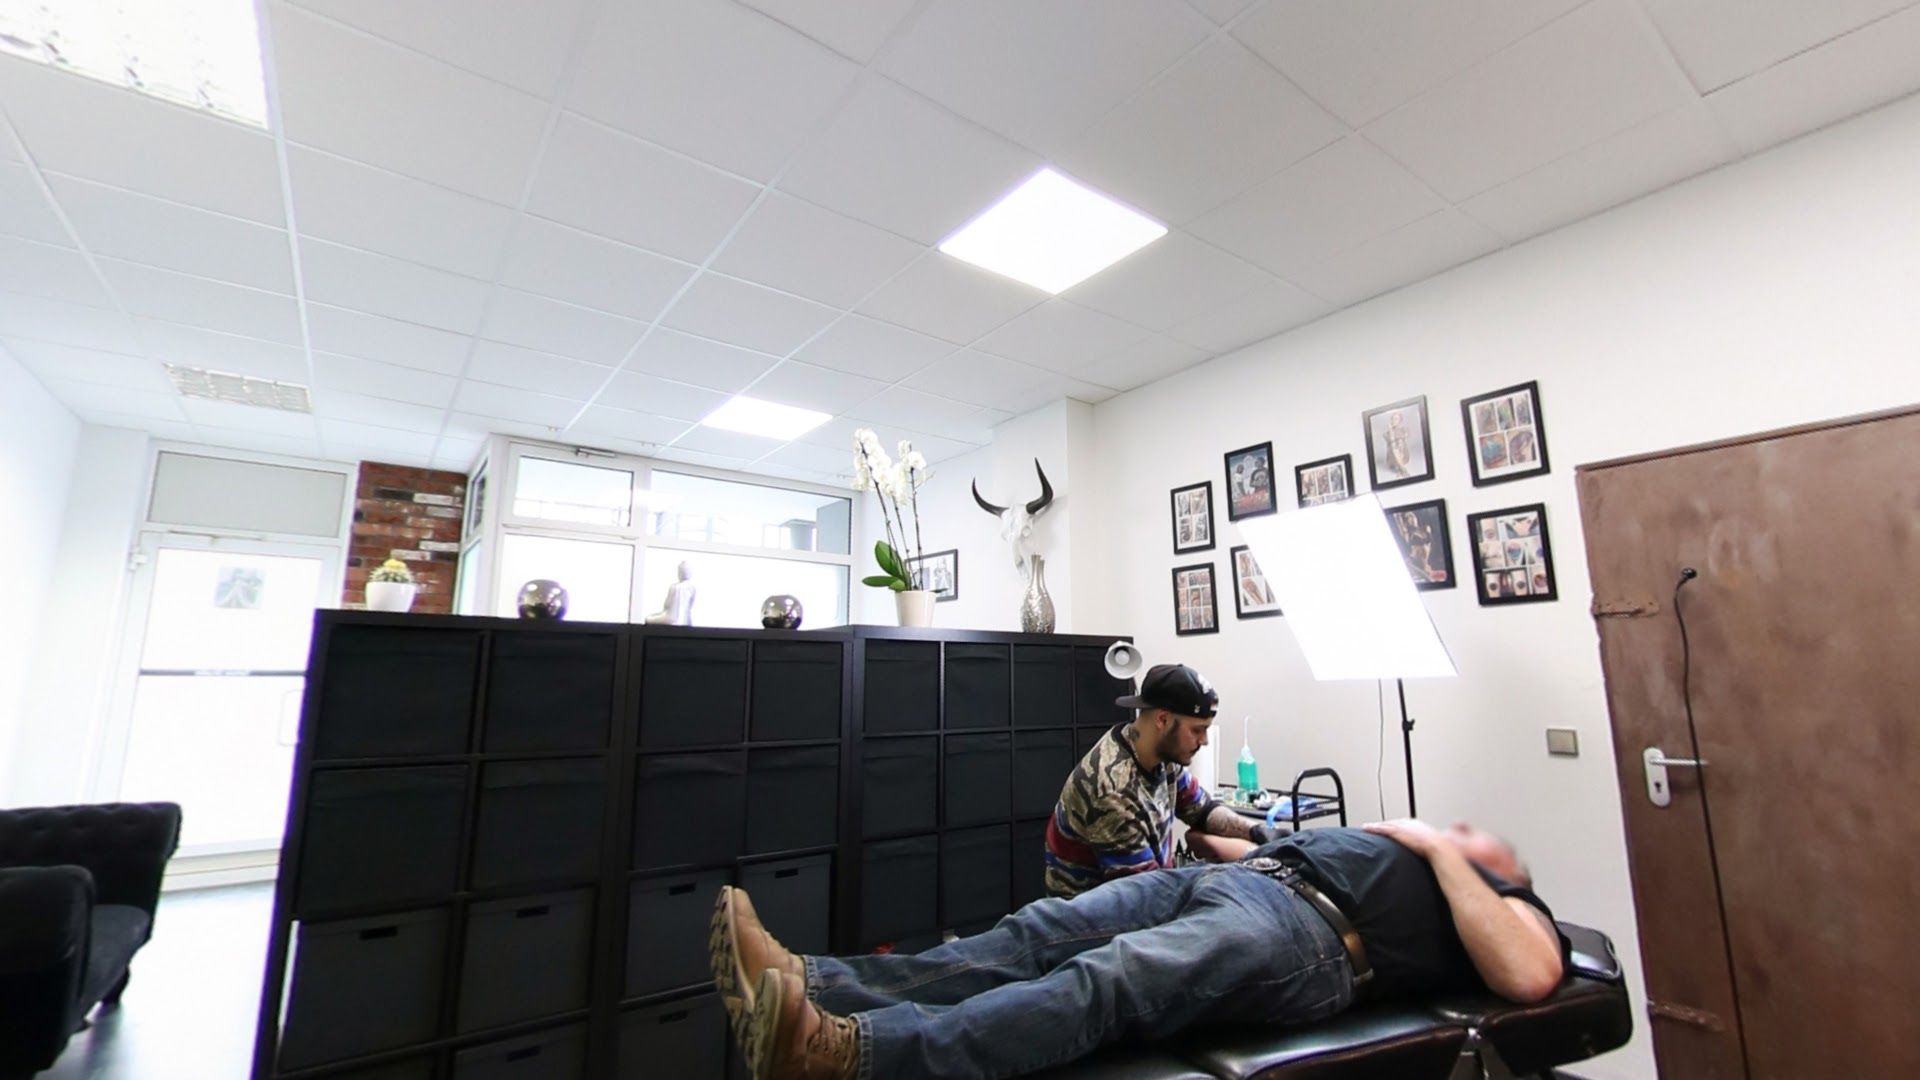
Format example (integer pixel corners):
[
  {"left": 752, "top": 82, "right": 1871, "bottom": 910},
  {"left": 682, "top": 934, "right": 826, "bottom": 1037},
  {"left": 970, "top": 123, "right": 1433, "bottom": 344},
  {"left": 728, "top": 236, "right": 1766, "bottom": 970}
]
[
  {"left": 517, "top": 579, "right": 569, "bottom": 620},
  {"left": 760, "top": 594, "right": 803, "bottom": 630}
]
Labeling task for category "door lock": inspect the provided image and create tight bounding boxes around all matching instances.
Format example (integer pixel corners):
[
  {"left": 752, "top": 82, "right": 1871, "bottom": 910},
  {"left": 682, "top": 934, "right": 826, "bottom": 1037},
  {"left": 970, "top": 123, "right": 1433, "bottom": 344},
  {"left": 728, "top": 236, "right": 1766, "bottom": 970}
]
[{"left": 1643, "top": 746, "right": 1707, "bottom": 807}]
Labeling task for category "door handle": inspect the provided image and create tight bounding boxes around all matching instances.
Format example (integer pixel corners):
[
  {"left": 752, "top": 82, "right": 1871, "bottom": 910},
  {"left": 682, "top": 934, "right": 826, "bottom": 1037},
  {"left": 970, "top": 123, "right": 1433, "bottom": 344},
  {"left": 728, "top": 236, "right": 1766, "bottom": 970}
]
[{"left": 1643, "top": 746, "right": 1707, "bottom": 808}]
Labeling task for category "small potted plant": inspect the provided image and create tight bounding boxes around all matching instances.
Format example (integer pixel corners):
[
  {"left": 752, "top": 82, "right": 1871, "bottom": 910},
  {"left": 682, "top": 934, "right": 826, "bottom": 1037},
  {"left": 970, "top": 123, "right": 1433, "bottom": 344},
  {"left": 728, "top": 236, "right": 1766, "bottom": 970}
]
[
  {"left": 853, "top": 429, "right": 933, "bottom": 626},
  {"left": 366, "top": 557, "right": 418, "bottom": 613}
]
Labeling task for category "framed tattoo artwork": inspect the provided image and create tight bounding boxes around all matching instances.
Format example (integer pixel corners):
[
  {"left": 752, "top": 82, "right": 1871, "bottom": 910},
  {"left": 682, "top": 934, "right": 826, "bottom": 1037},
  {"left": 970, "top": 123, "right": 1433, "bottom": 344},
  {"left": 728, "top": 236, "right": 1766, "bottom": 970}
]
[
  {"left": 1172, "top": 562, "right": 1220, "bottom": 635},
  {"left": 1294, "top": 454, "right": 1355, "bottom": 508},
  {"left": 1466, "top": 503, "right": 1558, "bottom": 605},
  {"left": 1461, "top": 380, "right": 1550, "bottom": 486},
  {"left": 1170, "top": 481, "right": 1216, "bottom": 554},
  {"left": 1361, "top": 395, "right": 1435, "bottom": 491},
  {"left": 1223, "top": 441, "right": 1278, "bottom": 521},
  {"left": 1384, "top": 498, "right": 1455, "bottom": 591},
  {"left": 1229, "top": 544, "right": 1283, "bottom": 619},
  {"left": 908, "top": 548, "right": 959, "bottom": 601}
]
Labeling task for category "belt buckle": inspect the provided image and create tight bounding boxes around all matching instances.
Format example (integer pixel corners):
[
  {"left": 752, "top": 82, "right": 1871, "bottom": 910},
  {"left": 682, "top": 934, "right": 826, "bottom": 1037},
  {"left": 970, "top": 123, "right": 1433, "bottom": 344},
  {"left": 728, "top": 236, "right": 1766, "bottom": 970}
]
[{"left": 1243, "top": 856, "right": 1287, "bottom": 876}]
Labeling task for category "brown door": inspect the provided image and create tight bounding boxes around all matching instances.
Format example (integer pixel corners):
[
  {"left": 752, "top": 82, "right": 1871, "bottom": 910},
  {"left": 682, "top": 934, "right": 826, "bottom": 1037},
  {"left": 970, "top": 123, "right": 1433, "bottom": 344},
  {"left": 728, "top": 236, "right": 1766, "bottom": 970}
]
[{"left": 1577, "top": 406, "right": 1920, "bottom": 1079}]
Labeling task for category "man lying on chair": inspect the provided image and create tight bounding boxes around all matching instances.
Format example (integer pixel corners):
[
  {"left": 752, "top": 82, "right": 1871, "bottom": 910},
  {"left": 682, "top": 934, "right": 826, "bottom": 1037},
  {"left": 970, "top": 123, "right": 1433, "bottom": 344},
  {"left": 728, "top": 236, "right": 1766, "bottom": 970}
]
[{"left": 711, "top": 818, "right": 1568, "bottom": 1080}]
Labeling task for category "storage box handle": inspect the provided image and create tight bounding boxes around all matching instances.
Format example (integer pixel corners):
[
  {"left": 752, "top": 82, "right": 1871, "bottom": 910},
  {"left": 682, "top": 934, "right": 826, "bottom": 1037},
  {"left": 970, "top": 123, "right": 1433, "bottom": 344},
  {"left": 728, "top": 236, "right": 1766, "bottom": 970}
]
[
  {"left": 506, "top": 1046, "right": 543, "bottom": 1062},
  {"left": 358, "top": 926, "right": 399, "bottom": 941},
  {"left": 668, "top": 883, "right": 696, "bottom": 896},
  {"left": 515, "top": 905, "right": 551, "bottom": 918},
  {"left": 775, "top": 868, "right": 800, "bottom": 879}
]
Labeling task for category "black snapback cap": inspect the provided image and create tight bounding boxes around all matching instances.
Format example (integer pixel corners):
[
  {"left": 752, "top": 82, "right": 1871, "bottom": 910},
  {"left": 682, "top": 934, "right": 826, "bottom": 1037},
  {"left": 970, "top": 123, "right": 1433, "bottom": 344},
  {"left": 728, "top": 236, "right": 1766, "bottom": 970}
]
[{"left": 1115, "top": 663, "right": 1218, "bottom": 720}]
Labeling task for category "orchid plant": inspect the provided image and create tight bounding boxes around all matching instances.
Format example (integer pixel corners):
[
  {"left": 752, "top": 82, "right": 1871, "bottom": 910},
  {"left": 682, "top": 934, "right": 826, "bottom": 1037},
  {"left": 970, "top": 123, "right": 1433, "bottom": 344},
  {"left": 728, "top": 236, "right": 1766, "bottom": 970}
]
[{"left": 853, "top": 428, "right": 931, "bottom": 592}]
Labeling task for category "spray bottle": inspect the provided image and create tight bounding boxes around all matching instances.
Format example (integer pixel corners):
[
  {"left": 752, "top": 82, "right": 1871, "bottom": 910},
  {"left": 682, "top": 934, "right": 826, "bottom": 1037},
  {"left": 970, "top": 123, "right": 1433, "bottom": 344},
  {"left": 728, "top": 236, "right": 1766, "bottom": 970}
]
[{"left": 1235, "top": 715, "right": 1260, "bottom": 801}]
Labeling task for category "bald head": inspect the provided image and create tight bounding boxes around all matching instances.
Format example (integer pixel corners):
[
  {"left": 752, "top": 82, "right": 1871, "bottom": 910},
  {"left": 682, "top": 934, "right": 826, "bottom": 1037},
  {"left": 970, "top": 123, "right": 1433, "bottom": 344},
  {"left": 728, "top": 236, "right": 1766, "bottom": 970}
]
[{"left": 1443, "top": 821, "right": 1531, "bottom": 888}]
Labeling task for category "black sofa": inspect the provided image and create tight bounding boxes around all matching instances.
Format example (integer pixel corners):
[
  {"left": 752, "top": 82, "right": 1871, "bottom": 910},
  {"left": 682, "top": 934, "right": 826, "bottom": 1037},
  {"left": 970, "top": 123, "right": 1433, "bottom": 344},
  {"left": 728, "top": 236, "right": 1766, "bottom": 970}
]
[{"left": 0, "top": 802, "right": 182, "bottom": 1077}]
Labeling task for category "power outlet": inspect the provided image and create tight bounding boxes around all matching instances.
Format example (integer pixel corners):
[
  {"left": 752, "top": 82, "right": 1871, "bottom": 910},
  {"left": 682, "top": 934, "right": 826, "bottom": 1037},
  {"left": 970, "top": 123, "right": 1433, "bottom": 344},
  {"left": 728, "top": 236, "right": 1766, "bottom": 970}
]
[{"left": 1545, "top": 728, "right": 1580, "bottom": 757}]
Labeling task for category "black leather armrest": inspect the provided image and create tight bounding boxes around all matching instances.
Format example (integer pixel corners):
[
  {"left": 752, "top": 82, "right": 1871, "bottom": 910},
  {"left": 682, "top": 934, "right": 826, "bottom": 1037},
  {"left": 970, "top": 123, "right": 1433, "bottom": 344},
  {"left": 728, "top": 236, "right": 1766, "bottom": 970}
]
[
  {"left": 1426, "top": 922, "right": 1633, "bottom": 1075},
  {"left": 0, "top": 803, "right": 182, "bottom": 915},
  {"left": 0, "top": 866, "right": 93, "bottom": 1072},
  {"left": 1173, "top": 1004, "right": 1467, "bottom": 1080}
]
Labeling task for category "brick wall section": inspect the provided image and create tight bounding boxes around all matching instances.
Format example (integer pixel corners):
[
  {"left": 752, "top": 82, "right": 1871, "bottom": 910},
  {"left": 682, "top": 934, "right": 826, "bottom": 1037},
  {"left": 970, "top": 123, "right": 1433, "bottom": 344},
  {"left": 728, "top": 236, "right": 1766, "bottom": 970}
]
[{"left": 344, "top": 462, "right": 467, "bottom": 613}]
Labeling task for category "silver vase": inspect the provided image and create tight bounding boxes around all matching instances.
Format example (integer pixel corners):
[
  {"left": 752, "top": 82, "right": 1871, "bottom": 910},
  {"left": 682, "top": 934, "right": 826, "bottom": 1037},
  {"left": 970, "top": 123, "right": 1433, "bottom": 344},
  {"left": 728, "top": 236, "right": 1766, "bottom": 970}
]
[{"left": 1020, "top": 555, "right": 1056, "bottom": 634}]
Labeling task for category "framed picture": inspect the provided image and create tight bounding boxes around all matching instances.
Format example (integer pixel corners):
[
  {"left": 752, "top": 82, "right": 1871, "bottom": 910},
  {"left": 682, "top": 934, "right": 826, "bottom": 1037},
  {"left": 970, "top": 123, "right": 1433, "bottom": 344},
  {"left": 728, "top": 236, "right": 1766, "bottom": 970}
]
[
  {"left": 1384, "top": 499, "right": 1455, "bottom": 591},
  {"left": 1294, "top": 454, "right": 1355, "bottom": 508},
  {"left": 1172, "top": 562, "right": 1219, "bottom": 635},
  {"left": 1170, "top": 481, "right": 1216, "bottom": 554},
  {"left": 1229, "top": 544, "right": 1283, "bottom": 618},
  {"left": 1223, "top": 441, "right": 1278, "bottom": 521},
  {"left": 1461, "top": 380, "right": 1550, "bottom": 486},
  {"left": 1361, "top": 395, "right": 1435, "bottom": 491},
  {"left": 1466, "top": 503, "right": 1557, "bottom": 605},
  {"left": 908, "top": 548, "right": 959, "bottom": 602}
]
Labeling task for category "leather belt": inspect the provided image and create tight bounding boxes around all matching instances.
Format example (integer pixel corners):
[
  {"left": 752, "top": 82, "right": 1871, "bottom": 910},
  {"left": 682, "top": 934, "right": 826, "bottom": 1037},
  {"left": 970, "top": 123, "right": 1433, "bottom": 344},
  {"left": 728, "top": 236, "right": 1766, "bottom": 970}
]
[{"left": 1240, "top": 857, "right": 1374, "bottom": 991}]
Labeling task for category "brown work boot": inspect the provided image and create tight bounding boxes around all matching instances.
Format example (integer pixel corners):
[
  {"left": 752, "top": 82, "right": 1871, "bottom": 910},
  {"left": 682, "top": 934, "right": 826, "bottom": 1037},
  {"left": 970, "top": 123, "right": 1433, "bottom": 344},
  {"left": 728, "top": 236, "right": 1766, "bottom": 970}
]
[
  {"left": 733, "top": 887, "right": 806, "bottom": 985},
  {"left": 709, "top": 886, "right": 753, "bottom": 1023},
  {"left": 744, "top": 969, "right": 859, "bottom": 1080}
]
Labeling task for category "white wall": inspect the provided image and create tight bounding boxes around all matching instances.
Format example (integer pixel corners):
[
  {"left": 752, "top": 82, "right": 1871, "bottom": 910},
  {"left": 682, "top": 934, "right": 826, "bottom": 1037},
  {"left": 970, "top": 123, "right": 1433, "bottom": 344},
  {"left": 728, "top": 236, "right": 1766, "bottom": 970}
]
[
  {"left": 0, "top": 347, "right": 82, "bottom": 804},
  {"left": 1080, "top": 92, "right": 1920, "bottom": 1079}
]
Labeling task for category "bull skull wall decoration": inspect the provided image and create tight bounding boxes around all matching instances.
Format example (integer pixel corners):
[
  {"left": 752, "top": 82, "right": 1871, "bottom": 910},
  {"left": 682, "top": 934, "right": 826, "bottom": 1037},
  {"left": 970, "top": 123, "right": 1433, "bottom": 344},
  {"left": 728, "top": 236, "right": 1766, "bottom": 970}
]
[{"left": 972, "top": 459, "right": 1056, "bottom": 580}]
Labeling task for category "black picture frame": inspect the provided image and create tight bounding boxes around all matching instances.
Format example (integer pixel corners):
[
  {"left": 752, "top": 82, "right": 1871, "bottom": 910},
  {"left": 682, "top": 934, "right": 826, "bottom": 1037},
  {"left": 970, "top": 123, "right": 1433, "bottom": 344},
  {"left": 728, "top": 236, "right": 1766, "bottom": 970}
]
[
  {"left": 1228, "top": 544, "right": 1283, "bottom": 619},
  {"left": 1384, "top": 498, "right": 1456, "bottom": 592},
  {"left": 1171, "top": 562, "right": 1219, "bottom": 635},
  {"left": 907, "top": 549, "right": 959, "bottom": 602},
  {"left": 1169, "top": 481, "right": 1216, "bottom": 554},
  {"left": 1361, "top": 395, "right": 1435, "bottom": 491},
  {"left": 1461, "top": 380, "right": 1551, "bottom": 486},
  {"left": 1466, "top": 503, "right": 1558, "bottom": 606},
  {"left": 1294, "top": 453, "right": 1356, "bottom": 508},
  {"left": 1223, "top": 441, "right": 1278, "bottom": 521}
]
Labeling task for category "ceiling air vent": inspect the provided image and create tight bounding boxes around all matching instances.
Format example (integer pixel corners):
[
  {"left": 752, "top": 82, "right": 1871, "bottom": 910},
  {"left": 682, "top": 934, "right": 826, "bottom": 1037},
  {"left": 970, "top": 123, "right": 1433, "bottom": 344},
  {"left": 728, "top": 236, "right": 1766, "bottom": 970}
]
[{"left": 166, "top": 363, "right": 313, "bottom": 413}]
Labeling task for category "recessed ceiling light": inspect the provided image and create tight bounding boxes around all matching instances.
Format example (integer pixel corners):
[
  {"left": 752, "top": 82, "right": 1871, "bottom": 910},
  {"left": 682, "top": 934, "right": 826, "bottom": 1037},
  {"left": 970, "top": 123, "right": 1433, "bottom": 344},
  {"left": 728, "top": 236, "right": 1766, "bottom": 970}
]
[
  {"left": 166, "top": 363, "right": 311, "bottom": 412},
  {"left": 700, "top": 395, "right": 831, "bottom": 440},
  {"left": 938, "top": 168, "right": 1167, "bottom": 294},
  {"left": 0, "top": 0, "right": 269, "bottom": 127}
]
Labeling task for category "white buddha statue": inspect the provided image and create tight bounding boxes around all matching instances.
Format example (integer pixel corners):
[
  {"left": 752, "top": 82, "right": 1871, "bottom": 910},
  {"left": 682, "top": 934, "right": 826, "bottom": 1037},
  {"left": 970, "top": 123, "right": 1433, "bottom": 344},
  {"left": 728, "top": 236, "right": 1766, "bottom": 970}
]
[{"left": 646, "top": 560, "right": 697, "bottom": 625}]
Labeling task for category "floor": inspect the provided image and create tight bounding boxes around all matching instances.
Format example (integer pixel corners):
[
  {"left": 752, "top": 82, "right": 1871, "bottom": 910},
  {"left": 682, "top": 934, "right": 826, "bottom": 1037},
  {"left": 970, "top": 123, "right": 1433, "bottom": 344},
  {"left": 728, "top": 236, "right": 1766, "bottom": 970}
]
[{"left": 42, "top": 883, "right": 272, "bottom": 1080}]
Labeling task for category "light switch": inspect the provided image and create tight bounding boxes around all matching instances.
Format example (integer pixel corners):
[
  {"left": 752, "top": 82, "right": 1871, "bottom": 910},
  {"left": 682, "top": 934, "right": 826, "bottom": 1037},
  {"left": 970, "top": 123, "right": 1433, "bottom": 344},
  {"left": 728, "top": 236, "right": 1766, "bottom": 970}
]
[{"left": 1546, "top": 728, "right": 1579, "bottom": 757}]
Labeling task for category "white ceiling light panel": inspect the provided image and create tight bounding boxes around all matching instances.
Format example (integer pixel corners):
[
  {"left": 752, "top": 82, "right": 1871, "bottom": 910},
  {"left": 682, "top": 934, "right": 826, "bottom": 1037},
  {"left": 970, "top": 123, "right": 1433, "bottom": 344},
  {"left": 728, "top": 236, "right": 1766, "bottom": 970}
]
[{"left": 938, "top": 168, "right": 1167, "bottom": 294}]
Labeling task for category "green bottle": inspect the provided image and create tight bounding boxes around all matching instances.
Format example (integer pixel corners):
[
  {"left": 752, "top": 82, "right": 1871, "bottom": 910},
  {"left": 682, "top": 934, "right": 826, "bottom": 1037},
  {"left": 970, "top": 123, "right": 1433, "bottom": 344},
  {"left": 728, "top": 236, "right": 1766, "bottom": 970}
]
[{"left": 1236, "top": 717, "right": 1260, "bottom": 799}]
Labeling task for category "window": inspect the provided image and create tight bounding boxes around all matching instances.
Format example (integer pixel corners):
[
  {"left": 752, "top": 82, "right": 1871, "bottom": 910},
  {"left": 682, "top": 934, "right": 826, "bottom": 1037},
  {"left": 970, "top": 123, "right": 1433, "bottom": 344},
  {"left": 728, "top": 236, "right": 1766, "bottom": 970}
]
[
  {"left": 494, "top": 533, "right": 633, "bottom": 623},
  {"left": 640, "top": 551, "right": 849, "bottom": 629},
  {"left": 646, "top": 471, "right": 852, "bottom": 555},
  {"left": 511, "top": 457, "right": 636, "bottom": 527}
]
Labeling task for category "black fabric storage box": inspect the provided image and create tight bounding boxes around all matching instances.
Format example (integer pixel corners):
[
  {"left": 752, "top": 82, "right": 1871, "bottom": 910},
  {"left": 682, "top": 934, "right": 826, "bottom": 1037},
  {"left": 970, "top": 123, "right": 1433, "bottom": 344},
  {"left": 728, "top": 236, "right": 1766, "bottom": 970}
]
[
  {"left": 278, "top": 908, "right": 448, "bottom": 1070},
  {"left": 862, "top": 640, "right": 938, "bottom": 733},
  {"left": 860, "top": 736, "right": 937, "bottom": 836},
  {"left": 482, "top": 633, "right": 615, "bottom": 752},
  {"left": 738, "top": 854, "right": 831, "bottom": 956},
  {"left": 315, "top": 627, "right": 478, "bottom": 759},
  {"left": 627, "top": 868, "right": 730, "bottom": 998},
  {"left": 471, "top": 758, "right": 606, "bottom": 891},
  {"left": 297, "top": 765, "right": 465, "bottom": 916},
  {"left": 746, "top": 746, "right": 838, "bottom": 854},
  {"left": 634, "top": 751, "right": 744, "bottom": 871},
  {"left": 1012, "top": 819, "right": 1049, "bottom": 909},
  {"left": 944, "top": 733, "right": 1011, "bottom": 827},
  {"left": 750, "top": 641, "right": 843, "bottom": 742},
  {"left": 1074, "top": 647, "right": 1134, "bottom": 728},
  {"left": 1013, "top": 645, "right": 1074, "bottom": 729},
  {"left": 457, "top": 889, "right": 594, "bottom": 1033},
  {"left": 942, "top": 825, "right": 1011, "bottom": 928},
  {"left": 1013, "top": 730, "right": 1074, "bottom": 819},
  {"left": 452, "top": 1023, "right": 586, "bottom": 1080},
  {"left": 944, "top": 642, "right": 1010, "bottom": 730},
  {"left": 859, "top": 835, "right": 937, "bottom": 947},
  {"left": 639, "top": 638, "right": 747, "bottom": 748},
  {"left": 620, "top": 994, "right": 729, "bottom": 1079}
]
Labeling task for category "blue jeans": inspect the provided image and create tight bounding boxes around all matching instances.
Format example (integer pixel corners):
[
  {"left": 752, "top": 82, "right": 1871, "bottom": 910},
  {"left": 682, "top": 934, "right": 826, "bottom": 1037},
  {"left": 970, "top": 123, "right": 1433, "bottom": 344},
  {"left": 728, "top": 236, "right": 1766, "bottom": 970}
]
[{"left": 805, "top": 865, "right": 1355, "bottom": 1079}]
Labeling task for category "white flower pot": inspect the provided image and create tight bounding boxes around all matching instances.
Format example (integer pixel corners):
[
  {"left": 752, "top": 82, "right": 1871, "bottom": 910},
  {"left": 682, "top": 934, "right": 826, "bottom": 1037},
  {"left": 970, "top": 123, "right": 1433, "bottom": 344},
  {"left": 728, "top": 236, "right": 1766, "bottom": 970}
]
[
  {"left": 366, "top": 581, "right": 417, "bottom": 613},
  {"left": 895, "top": 589, "right": 934, "bottom": 627}
]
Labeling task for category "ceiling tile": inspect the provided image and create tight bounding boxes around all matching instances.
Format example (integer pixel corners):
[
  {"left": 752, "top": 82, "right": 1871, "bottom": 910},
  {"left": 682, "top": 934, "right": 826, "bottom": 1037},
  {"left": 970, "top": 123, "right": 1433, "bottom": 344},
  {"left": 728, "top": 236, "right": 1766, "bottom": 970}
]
[
  {"left": 879, "top": 0, "right": 1210, "bottom": 154},
  {"left": 626, "top": 329, "right": 781, "bottom": 393},
  {"left": 1058, "top": 38, "right": 1346, "bottom": 224},
  {"left": 310, "top": 351, "right": 459, "bottom": 407},
  {"left": 97, "top": 260, "right": 301, "bottom": 345},
  {"left": 733, "top": 0, "right": 922, "bottom": 63},
  {"left": 858, "top": 385, "right": 1002, "bottom": 442},
  {"left": 1163, "top": 276, "right": 1330, "bottom": 353},
  {"left": 974, "top": 300, "right": 1151, "bottom": 372},
  {"left": 39, "top": 378, "right": 189, "bottom": 422},
  {"left": 1064, "top": 232, "right": 1278, "bottom": 332},
  {"left": 0, "top": 293, "right": 142, "bottom": 353},
  {"left": 760, "top": 439, "right": 856, "bottom": 476},
  {"left": 528, "top": 115, "right": 762, "bottom": 262},
  {"left": 287, "top": 147, "right": 516, "bottom": 279},
  {"left": 0, "top": 236, "right": 111, "bottom": 306},
  {"left": 568, "top": 405, "right": 694, "bottom": 447},
  {"left": 309, "top": 388, "right": 445, "bottom": 432},
  {"left": 319, "top": 418, "right": 440, "bottom": 458},
  {"left": 795, "top": 413, "right": 870, "bottom": 450},
  {"left": 1639, "top": 0, "right": 1912, "bottom": 93},
  {"left": 1363, "top": 0, "right": 1697, "bottom": 202},
  {"left": 1187, "top": 136, "right": 1443, "bottom": 279},
  {"left": 1233, "top": 0, "right": 1584, "bottom": 128},
  {"left": 1188, "top": 0, "right": 1254, "bottom": 24},
  {"left": 595, "top": 370, "right": 731, "bottom": 420},
  {"left": 452, "top": 380, "right": 582, "bottom": 427},
  {"left": 479, "top": 287, "right": 647, "bottom": 364},
  {"left": 1463, "top": 103, "right": 1737, "bottom": 242},
  {"left": 0, "top": 161, "right": 72, "bottom": 244},
  {"left": 569, "top": 0, "right": 860, "bottom": 181},
  {"left": 446, "top": 412, "right": 554, "bottom": 442},
  {"left": 856, "top": 252, "right": 1047, "bottom": 344},
  {"left": 78, "top": 413, "right": 199, "bottom": 441},
  {"left": 1070, "top": 334, "right": 1207, "bottom": 390},
  {"left": 671, "top": 424, "right": 787, "bottom": 460},
  {"left": 894, "top": 427, "right": 985, "bottom": 463},
  {"left": 269, "top": 2, "right": 550, "bottom": 204},
  {"left": 1293, "top": 209, "right": 1503, "bottom": 307},
  {"left": 432, "top": 438, "right": 486, "bottom": 472},
  {"left": 47, "top": 174, "right": 293, "bottom": 292},
  {"left": 0, "top": 55, "right": 285, "bottom": 224},
  {"left": 747, "top": 360, "right": 887, "bottom": 413},
  {"left": 793, "top": 315, "right": 953, "bottom": 381},
  {"left": 903, "top": 350, "right": 1110, "bottom": 413},
  {"left": 197, "top": 428, "right": 325, "bottom": 457},
  {"left": 182, "top": 397, "right": 321, "bottom": 438},
  {"left": 1704, "top": 4, "right": 1920, "bottom": 155},
  {"left": 287, "top": 0, "right": 588, "bottom": 96},
  {"left": 465, "top": 340, "right": 615, "bottom": 398},
  {"left": 497, "top": 218, "right": 695, "bottom": 321},
  {"left": 710, "top": 192, "right": 924, "bottom": 309},
  {"left": 660, "top": 274, "right": 840, "bottom": 356},
  {"left": 652, "top": 446, "right": 755, "bottom": 471},
  {"left": 4, "top": 340, "right": 170, "bottom": 394},
  {"left": 135, "top": 321, "right": 311, "bottom": 382},
  {"left": 300, "top": 239, "right": 491, "bottom": 334},
  {"left": 305, "top": 303, "right": 472, "bottom": 374},
  {"left": 778, "top": 75, "right": 1042, "bottom": 244}
]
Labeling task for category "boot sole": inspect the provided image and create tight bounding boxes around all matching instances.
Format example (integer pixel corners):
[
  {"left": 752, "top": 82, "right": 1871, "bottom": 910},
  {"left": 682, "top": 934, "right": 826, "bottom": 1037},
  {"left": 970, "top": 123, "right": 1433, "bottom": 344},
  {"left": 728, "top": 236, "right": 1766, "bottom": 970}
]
[
  {"left": 708, "top": 887, "right": 754, "bottom": 1029},
  {"left": 744, "top": 968, "right": 787, "bottom": 1080}
]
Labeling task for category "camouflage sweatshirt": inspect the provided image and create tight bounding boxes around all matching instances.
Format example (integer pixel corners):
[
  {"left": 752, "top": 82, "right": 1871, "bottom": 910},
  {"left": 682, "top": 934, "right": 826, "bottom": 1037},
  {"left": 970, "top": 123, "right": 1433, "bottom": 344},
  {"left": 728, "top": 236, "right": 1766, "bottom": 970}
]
[{"left": 1043, "top": 724, "right": 1217, "bottom": 899}]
